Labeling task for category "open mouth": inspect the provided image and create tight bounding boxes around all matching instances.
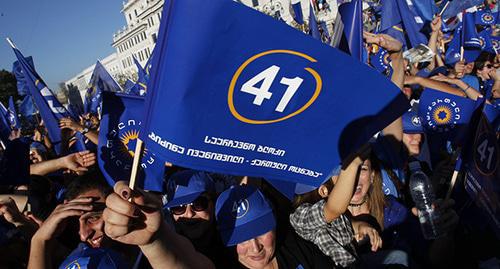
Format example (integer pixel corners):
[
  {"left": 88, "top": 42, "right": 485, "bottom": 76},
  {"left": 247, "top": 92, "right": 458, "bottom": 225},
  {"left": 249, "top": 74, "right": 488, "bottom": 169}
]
[
  {"left": 89, "top": 235, "right": 103, "bottom": 248},
  {"left": 354, "top": 185, "right": 363, "bottom": 195}
]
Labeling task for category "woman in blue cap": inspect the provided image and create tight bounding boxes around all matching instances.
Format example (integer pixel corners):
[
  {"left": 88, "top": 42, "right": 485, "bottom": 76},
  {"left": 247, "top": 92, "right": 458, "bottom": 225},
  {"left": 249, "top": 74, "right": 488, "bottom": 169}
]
[{"left": 215, "top": 184, "right": 334, "bottom": 269}]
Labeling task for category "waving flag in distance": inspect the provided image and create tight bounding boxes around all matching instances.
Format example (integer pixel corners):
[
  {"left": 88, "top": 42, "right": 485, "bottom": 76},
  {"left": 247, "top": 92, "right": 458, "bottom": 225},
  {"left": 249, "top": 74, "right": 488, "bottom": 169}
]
[
  {"left": 291, "top": 0, "right": 304, "bottom": 25},
  {"left": 7, "top": 38, "right": 74, "bottom": 155},
  {"left": 475, "top": 9, "right": 498, "bottom": 26},
  {"left": 144, "top": 48, "right": 155, "bottom": 80},
  {"left": 441, "top": 0, "right": 485, "bottom": 20},
  {"left": 337, "top": 0, "right": 363, "bottom": 61},
  {"left": 379, "top": 0, "right": 427, "bottom": 49},
  {"left": 139, "top": 0, "right": 410, "bottom": 187},
  {"left": 133, "top": 56, "right": 147, "bottom": 95},
  {"left": 12, "top": 56, "right": 35, "bottom": 96},
  {"left": 84, "top": 61, "right": 123, "bottom": 114},
  {"left": 98, "top": 92, "right": 164, "bottom": 191},
  {"left": 0, "top": 102, "right": 12, "bottom": 143},
  {"left": 7, "top": 97, "right": 20, "bottom": 130},
  {"left": 463, "top": 112, "right": 500, "bottom": 237},
  {"left": 309, "top": 4, "right": 321, "bottom": 40},
  {"left": 124, "top": 79, "right": 136, "bottom": 93}
]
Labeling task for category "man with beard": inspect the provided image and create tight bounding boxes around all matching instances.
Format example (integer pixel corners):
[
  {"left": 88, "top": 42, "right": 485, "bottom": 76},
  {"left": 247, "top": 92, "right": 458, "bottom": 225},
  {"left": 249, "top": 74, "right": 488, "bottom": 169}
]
[{"left": 164, "top": 170, "right": 237, "bottom": 268}]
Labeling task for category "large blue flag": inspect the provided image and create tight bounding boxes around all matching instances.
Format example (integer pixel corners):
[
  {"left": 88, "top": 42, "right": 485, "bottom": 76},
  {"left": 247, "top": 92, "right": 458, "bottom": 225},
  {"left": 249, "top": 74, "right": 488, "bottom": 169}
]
[
  {"left": 7, "top": 97, "right": 20, "bottom": 130},
  {"left": 84, "top": 61, "right": 122, "bottom": 114},
  {"left": 139, "top": 0, "right": 409, "bottom": 187},
  {"left": 338, "top": 0, "right": 363, "bottom": 61},
  {"left": 291, "top": 0, "right": 304, "bottom": 25},
  {"left": 463, "top": 113, "right": 500, "bottom": 238},
  {"left": 9, "top": 41, "right": 72, "bottom": 155},
  {"left": 12, "top": 56, "right": 35, "bottom": 96},
  {"left": 418, "top": 88, "right": 478, "bottom": 145},
  {"left": 379, "top": 0, "right": 427, "bottom": 49},
  {"left": 98, "top": 92, "right": 164, "bottom": 191}
]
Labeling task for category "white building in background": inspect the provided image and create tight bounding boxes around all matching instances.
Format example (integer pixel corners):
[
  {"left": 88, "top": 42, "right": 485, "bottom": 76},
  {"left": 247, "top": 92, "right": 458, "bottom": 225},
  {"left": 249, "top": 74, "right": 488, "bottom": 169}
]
[{"left": 65, "top": 0, "right": 339, "bottom": 100}]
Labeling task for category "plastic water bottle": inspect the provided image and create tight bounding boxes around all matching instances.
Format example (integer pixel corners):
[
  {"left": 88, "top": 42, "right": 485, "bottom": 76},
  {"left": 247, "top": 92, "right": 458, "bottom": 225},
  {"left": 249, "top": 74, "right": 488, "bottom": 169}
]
[{"left": 408, "top": 161, "right": 442, "bottom": 240}]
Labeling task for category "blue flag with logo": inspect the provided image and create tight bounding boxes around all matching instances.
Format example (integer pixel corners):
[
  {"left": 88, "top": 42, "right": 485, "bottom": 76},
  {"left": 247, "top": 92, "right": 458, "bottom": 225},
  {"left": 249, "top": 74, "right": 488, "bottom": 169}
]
[
  {"left": 418, "top": 88, "right": 478, "bottom": 145},
  {"left": 84, "top": 61, "right": 122, "bottom": 114},
  {"left": 463, "top": 112, "right": 500, "bottom": 238},
  {"left": 7, "top": 97, "right": 20, "bottom": 130},
  {"left": 292, "top": 0, "right": 304, "bottom": 25},
  {"left": 369, "top": 45, "right": 392, "bottom": 76},
  {"left": 338, "top": 0, "right": 363, "bottom": 61},
  {"left": 9, "top": 42, "right": 73, "bottom": 155},
  {"left": 139, "top": 0, "right": 409, "bottom": 187},
  {"left": 98, "top": 92, "right": 164, "bottom": 191},
  {"left": 475, "top": 9, "right": 497, "bottom": 25},
  {"left": 463, "top": 11, "right": 482, "bottom": 49}
]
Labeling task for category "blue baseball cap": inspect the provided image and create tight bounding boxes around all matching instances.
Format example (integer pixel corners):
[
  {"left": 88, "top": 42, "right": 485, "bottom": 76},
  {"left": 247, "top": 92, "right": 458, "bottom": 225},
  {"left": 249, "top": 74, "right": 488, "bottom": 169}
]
[
  {"left": 59, "top": 244, "right": 129, "bottom": 269},
  {"left": 165, "top": 170, "right": 215, "bottom": 208},
  {"left": 215, "top": 185, "right": 276, "bottom": 246},
  {"left": 402, "top": 110, "right": 424, "bottom": 134}
]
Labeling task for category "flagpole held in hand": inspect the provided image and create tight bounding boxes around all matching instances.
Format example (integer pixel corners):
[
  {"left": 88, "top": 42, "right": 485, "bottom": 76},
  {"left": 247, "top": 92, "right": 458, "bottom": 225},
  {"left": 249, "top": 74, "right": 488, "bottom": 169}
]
[
  {"left": 129, "top": 138, "right": 144, "bottom": 191},
  {"left": 445, "top": 149, "right": 462, "bottom": 201},
  {"left": 439, "top": 1, "right": 451, "bottom": 17}
]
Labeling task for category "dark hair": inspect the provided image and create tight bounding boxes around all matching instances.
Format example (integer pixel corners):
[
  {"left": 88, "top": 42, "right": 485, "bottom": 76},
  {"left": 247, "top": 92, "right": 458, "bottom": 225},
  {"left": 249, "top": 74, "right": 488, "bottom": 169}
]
[
  {"left": 64, "top": 169, "right": 112, "bottom": 200},
  {"left": 292, "top": 178, "right": 335, "bottom": 209}
]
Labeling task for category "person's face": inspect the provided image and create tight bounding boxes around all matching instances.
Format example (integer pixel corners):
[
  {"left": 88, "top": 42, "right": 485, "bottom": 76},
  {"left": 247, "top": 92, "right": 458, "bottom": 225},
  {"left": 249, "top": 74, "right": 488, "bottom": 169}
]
[
  {"left": 77, "top": 189, "right": 107, "bottom": 248},
  {"left": 478, "top": 61, "right": 494, "bottom": 80},
  {"left": 29, "top": 149, "right": 44, "bottom": 164},
  {"left": 350, "top": 159, "right": 373, "bottom": 204},
  {"left": 171, "top": 195, "right": 214, "bottom": 239},
  {"left": 464, "top": 62, "right": 475, "bottom": 74},
  {"left": 236, "top": 230, "right": 276, "bottom": 269},
  {"left": 403, "top": 133, "right": 422, "bottom": 156}
]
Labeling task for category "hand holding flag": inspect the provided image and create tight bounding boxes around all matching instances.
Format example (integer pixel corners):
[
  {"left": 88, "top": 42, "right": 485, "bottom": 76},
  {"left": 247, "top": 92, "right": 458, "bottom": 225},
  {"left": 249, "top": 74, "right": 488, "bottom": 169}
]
[{"left": 364, "top": 32, "right": 403, "bottom": 53}]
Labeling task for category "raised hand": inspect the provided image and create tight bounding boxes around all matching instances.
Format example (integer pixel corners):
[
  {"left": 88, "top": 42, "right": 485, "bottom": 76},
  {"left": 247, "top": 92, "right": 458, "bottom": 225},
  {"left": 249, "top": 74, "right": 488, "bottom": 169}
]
[
  {"left": 61, "top": 150, "right": 96, "bottom": 173},
  {"left": 363, "top": 32, "right": 402, "bottom": 53}
]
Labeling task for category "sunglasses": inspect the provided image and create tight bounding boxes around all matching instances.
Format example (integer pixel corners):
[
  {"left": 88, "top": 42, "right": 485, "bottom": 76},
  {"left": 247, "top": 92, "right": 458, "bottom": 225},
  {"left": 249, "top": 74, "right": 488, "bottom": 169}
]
[{"left": 170, "top": 196, "right": 210, "bottom": 215}]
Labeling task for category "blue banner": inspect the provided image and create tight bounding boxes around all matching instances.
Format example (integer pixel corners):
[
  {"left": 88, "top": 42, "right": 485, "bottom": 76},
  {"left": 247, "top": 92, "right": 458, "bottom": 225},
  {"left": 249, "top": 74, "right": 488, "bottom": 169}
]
[
  {"left": 463, "top": 113, "right": 500, "bottom": 238},
  {"left": 139, "top": 0, "right": 409, "bottom": 187},
  {"left": 98, "top": 92, "right": 164, "bottom": 191}
]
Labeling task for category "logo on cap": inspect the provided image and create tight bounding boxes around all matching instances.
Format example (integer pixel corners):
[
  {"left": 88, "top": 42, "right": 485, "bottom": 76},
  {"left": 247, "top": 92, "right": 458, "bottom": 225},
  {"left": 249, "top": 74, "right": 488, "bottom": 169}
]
[
  {"left": 411, "top": 115, "right": 421, "bottom": 127},
  {"left": 232, "top": 199, "right": 249, "bottom": 219}
]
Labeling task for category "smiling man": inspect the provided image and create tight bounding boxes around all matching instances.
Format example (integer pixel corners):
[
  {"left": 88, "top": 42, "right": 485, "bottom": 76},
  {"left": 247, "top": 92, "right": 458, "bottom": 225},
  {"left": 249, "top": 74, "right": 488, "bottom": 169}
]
[{"left": 28, "top": 170, "right": 129, "bottom": 269}]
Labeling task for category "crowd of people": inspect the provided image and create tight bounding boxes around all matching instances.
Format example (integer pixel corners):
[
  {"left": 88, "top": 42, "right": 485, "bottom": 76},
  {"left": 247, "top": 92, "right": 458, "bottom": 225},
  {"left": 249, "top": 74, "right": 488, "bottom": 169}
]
[{"left": 1, "top": 0, "right": 500, "bottom": 268}]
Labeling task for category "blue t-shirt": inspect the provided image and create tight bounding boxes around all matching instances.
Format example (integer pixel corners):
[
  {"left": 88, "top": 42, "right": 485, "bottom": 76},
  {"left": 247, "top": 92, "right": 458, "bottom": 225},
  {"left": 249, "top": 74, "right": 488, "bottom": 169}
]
[{"left": 461, "top": 75, "right": 480, "bottom": 94}]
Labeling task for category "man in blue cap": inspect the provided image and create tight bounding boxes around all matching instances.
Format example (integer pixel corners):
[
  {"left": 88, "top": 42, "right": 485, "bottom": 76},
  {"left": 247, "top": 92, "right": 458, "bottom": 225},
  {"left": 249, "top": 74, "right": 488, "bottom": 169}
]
[{"left": 164, "top": 170, "right": 236, "bottom": 267}]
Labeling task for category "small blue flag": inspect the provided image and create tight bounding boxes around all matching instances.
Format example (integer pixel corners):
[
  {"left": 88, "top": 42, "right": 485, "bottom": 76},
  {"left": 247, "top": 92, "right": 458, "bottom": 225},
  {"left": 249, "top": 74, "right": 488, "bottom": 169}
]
[
  {"left": 133, "top": 57, "right": 147, "bottom": 95},
  {"left": 7, "top": 97, "right": 20, "bottom": 130},
  {"left": 124, "top": 79, "right": 136, "bottom": 93},
  {"left": 475, "top": 9, "right": 497, "bottom": 25},
  {"left": 369, "top": 45, "right": 392, "bottom": 75},
  {"left": 379, "top": 0, "right": 427, "bottom": 49},
  {"left": 309, "top": 4, "right": 321, "bottom": 40},
  {"left": 19, "top": 96, "right": 37, "bottom": 117},
  {"left": 84, "top": 61, "right": 122, "bottom": 114},
  {"left": 98, "top": 92, "right": 165, "bottom": 191},
  {"left": 463, "top": 11, "right": 482, "bottom": 49},
  {"left": 411, "top": 0, "right": 438, "bottom": 22},
  {"left": 0, "top": 102, "right": 12, "bottom": 142},
  {"left": 292, "top": 0, "right": 304, "bottom": 25},
  {"left": 139, "top": 0, "right": 410, "bottom": 187},
  {"left": 12, "top": 56, "right": 35, "bottom": 96},
  {"left": 338, "top": 0, "right": 363, "bottom": 61}
]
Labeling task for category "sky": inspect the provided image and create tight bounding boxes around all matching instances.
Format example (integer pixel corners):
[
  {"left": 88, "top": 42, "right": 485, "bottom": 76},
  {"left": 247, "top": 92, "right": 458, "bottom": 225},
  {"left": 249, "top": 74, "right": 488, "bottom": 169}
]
[{"left": 0, "top": 0, "right": 125, "bottom": 90}]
